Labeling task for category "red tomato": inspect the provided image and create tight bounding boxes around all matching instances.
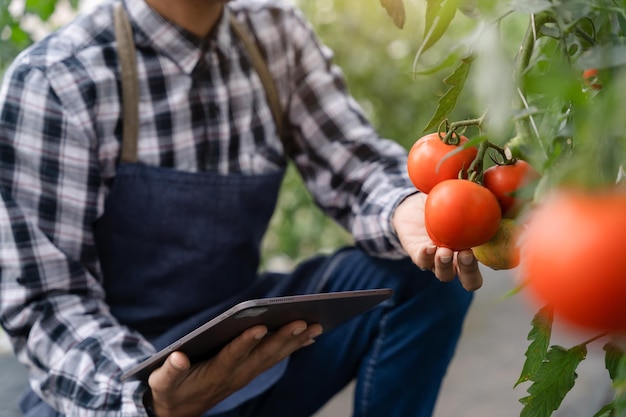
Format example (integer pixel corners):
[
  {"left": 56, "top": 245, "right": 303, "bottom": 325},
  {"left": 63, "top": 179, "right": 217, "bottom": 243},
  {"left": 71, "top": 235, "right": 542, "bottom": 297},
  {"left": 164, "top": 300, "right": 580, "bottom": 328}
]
[
  {"left": 522, "top": 189, "right": 626, "bottom": 333},
  {"left": 482, "top": 160, "right": 540, "bottom": 218},
  {"left": 582, "top": 68, "right": 602, "bottom": 90},
  {"left": 407, "top": 133, "right": 478, "bottom": 194},
  {"left": 425, "top": 179, "right": 502, "bottom": 251}
]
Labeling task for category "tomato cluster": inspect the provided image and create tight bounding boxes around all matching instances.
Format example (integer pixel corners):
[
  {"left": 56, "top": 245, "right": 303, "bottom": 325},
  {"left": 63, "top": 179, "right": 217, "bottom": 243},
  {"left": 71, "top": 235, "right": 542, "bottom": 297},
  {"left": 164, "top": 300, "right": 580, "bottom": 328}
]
[{"left": 407, "top": 132, "right": 539, "bottom": 266}]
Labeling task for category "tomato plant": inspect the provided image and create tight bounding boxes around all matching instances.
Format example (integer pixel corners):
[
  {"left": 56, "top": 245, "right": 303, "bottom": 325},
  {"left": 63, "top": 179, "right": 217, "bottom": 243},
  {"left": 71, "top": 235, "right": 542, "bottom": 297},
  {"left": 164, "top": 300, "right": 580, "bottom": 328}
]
[
  {"left": 424, "top": 179, "right": 501, "bottom": 251},
  {"left": 378, "top": 0, "right": 626, "bottom": 415},
  {"left": 522, "top": 189, "right": 626, "bottom": 332},
  {"left": 482, "top": 160, "right": 541, "bottom": 218},
  {"left": 407, "top": 132, "right": 477, "bottom": 193}
]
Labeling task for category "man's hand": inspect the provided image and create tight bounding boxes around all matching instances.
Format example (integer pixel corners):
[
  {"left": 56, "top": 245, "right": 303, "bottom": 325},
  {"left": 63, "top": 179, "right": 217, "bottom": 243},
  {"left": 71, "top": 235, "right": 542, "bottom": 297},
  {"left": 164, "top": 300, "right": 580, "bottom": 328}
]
[
  {"left": 146, "top": 321, "right": 322, "bottom": 417},
  {"left": 393, "top": 192, "right": 483, "bottom": 291}
]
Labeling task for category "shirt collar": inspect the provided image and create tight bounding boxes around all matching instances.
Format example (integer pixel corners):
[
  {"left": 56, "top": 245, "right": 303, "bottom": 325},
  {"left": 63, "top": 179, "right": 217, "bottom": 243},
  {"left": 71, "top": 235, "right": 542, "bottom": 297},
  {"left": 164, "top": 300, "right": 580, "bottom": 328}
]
[{"left": 123, "top": 0, "right": 234, "bottom": 75}]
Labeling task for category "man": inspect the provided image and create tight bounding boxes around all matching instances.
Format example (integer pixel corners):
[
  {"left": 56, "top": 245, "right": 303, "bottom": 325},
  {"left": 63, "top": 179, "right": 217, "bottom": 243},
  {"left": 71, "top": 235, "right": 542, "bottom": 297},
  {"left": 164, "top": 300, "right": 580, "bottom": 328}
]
[{"left": 0, "top": 0, "right": 482, "bottom": 416}]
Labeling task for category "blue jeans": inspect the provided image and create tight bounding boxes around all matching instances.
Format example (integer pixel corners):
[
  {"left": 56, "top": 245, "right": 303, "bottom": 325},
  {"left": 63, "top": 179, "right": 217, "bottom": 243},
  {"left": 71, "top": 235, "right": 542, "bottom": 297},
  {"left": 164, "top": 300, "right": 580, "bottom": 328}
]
[
  {"left": 20, "top": 247, "right": 472, "bottom": 417},
  {"left": 214, "top": 247, "right": 473, "bottom": 417}
]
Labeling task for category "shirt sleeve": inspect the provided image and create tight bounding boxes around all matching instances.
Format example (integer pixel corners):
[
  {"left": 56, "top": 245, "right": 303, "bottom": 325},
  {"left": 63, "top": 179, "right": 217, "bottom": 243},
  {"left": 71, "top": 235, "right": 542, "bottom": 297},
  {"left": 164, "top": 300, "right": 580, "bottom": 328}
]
[
  {"left": 0, "top": 58, "right": 155, "bottom": 416},
  {"left": 281, "top": 7, "right": 417, "bottom": 259}
]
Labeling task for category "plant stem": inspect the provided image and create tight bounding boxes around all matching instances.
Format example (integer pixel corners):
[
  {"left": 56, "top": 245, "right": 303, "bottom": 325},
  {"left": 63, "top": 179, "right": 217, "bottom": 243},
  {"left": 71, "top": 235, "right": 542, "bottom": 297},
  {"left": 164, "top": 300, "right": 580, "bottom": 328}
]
[
  {"left": 449, "top": 114, "right": 486, "bottom": 131},
  {"left": 577, "top": 332, "right": 609, "bottom": 348},
  {"left": 514, "top": 13, "right": 549, "bottom": 147},
  {"left": 487, "top": 142, "right": 510, "bottom": 163},
  {"left": 468, "top": 140, "right": 489, "bottom": 182}
]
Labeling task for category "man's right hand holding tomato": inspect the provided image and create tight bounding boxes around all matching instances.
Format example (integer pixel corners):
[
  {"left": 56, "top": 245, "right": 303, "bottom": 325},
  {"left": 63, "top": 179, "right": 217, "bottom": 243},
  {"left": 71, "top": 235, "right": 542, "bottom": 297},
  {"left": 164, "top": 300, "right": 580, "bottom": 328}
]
[{"left": 392, "top": 192, "right": 484, "bottom": 291}]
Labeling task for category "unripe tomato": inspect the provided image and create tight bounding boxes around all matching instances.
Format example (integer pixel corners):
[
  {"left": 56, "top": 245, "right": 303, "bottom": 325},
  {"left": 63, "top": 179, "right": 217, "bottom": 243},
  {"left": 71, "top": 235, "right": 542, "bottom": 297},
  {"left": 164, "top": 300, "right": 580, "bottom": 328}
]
[
  {"left": 522, "top": 189, "right": 626, "bottom": 333},
  {"left": 425, "top": 179, "right": 502, "bottom": 251},
  {"left": 407, "top": 133, "right": 478, "bottom": 194},
  {"left": 482, "top": 160, "right": 540, "bottom": 218},
  {"left": 473, "top": 218, "right": 521, "bottom": 270}
]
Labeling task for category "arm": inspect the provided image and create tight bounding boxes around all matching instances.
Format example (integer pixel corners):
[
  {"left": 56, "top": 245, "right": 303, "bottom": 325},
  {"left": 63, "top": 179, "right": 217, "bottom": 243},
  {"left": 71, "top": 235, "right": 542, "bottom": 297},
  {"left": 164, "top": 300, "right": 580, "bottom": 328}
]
[
  {"left": 279, "top": 8, "right": 482, "bottom": 289},
  {"left": 282, "top": 9, "right": 415, "bottom": 258},
  {"left": 0, "top": 59, "right": 155, "bottom": 416}
]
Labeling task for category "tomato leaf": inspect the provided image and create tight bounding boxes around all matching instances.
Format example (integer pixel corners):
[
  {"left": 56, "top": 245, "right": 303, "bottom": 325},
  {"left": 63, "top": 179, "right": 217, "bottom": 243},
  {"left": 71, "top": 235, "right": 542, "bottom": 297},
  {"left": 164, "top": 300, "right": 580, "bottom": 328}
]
[
  {"left": 379, "top": 0, "right": 406, "bottom": 29},
  {"left": 510, "top": 0, "right": 553, "bottom": 14},
  {"left": 597, "top": 342, "right": 626, "bottom": 417},
  {"left": 423, "top": 56, "right": 474, "bottom": 133},
  {"left": 516, "top": 306, "right": 553, "bottom": 387},
  {"left": 413, "top": 51, "right": 462, "bottom": 76},
  {"left": 519, "top": 344, "right": 588, "bottom": 417},
  {"left": 577, "top": 45, "right": 626, "bottom": 70},
  {"left": 592, "top": 403, "right": 615, "bottom": 417},
  {"left": 421, "top": 0, "right": 459, "bottom": 53},
  {"left": 604, "top": 342, "right": 626, "bottom": 381}
]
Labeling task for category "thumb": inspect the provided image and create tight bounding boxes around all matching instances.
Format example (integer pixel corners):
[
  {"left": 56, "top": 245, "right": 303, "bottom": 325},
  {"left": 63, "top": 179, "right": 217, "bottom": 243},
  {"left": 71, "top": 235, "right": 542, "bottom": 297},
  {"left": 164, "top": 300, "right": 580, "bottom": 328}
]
[{"left": 148, "top": 351, "right": 191, "bottom": 391}]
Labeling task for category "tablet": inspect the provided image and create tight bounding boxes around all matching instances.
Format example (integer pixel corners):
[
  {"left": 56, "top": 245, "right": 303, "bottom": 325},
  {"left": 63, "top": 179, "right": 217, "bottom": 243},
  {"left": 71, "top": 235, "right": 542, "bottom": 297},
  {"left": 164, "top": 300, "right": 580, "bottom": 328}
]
[{"left": 121, "top": 288, "right": 393, "bottom": 381}]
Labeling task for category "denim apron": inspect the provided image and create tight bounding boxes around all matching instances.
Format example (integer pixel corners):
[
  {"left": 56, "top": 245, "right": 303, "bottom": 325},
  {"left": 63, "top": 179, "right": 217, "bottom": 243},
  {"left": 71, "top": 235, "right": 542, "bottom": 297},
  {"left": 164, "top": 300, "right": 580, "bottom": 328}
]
[{"left": 21, "top": 3, "right": 298, "bottom": 415}]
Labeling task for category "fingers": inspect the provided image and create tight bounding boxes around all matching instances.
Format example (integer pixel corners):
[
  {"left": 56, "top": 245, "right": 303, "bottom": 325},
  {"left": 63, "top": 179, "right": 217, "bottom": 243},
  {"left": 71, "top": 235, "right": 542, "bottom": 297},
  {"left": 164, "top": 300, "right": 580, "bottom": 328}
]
[
  {"left": 216, "top": 321, "right": 322, "bottom": 387},
  {"left": 415, "top": 244, "right": 483, "bottom": 292},
  {"left": 220, "top": 325, "right": 269, "bottom": 365},
  {"left": 145, "top": 322, "right": 322, "bottom": 417},
  {"left": 456, "top": 249, "right": 483, "bottom": 291},
  {"left": 148, "top": 351, "right": 191, "bottom": 394},
  {"left": 250, "top": 321, "right": 323, "bottom": 364},
  {"left": 415, "top": 243, "right": 437, "bottom": 271}
]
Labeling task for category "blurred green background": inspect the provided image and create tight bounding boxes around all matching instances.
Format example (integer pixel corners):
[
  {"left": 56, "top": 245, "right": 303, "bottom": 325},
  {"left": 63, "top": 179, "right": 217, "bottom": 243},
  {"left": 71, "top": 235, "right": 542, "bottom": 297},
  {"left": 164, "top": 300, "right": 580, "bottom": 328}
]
[{"left": 0, "top": 0, "right": 479, "bottom": 266}]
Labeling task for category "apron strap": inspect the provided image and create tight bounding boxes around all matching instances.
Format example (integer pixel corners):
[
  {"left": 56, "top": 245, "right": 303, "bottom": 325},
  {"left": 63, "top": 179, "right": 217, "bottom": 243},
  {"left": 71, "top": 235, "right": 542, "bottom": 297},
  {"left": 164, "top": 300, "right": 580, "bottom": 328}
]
[
  {"left": 228, "top": 15, "right": 285, "bottom": 144},
  {"left": 113, "top": 4, "right": 286, "bottom": 164},
  {"left": 113, "top": 2, "right": 139, "bottom": 164}
]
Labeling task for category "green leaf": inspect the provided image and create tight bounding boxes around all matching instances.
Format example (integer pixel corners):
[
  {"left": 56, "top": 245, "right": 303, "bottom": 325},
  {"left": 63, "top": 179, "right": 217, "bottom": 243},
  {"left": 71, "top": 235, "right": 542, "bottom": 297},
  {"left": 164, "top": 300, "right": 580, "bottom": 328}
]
[
  {"left": 553, "top": 1, "right": 594, "bottom": 21},
  {"left": 9, "top": 23, "right": 31, "bottom": 47},
  {"left": 605, "top": 342, "right": 626, "bottom": 381},
  {"left": 380, "top": 0, "right": 406, "bottom": 29},
  {"left": 516, "top": 306, "right": 553, "bottom": 387},
  {"left": 519, "top": 344, "right": 588, "bottom": 417},
  {"left": 602, "top": 342, "right": 626, "bottom": 417},
  {"left": 24, "top": 0, "right": 58, "bottom": 22},
  {"left": 510, "top": 0, "right": 553, "bottom": 14},
  {"left": 593, "top": 403, "right": 615, "bottom": 417},
  {"left": 413, "top": 50, "right": 462, "bottom": 76},
  {"left": 576, "top": 45, "right": 626, "bottom": 71},
  {"left": 421, "top": 0, "right": 459, "bottom": 53},
  {"left": 422, "top": 56, "right": 473, "bottom": 132}
]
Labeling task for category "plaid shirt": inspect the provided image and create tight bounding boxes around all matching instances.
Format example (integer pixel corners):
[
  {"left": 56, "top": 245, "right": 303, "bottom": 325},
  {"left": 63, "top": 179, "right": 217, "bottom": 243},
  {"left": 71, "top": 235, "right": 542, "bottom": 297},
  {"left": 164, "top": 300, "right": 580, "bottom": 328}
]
[{"left": 0, "top": 0, "right": 415, "bottom": 415}]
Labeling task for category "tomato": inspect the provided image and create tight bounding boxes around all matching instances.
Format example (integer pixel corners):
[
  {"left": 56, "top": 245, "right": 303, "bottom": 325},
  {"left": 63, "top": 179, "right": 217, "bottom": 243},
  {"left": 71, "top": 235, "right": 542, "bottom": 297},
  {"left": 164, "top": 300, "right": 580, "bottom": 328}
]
[
  {"left": 482, "top": 160, "right": 540, "bottom": 218},
  {"left": 407, "top": 132, "right": 478, "bottom": 194},
  {"left": 473, "top": 218, "right": 521, "bottom": 270},
  {"left": 521, "top": 189, "right": 626, "bottom": 333},
  {"left": 425, "top": 179, "right": 502, "bottom": 251},
  {"left": 582, "top": 68, "right": 602, "bottom": 90}
]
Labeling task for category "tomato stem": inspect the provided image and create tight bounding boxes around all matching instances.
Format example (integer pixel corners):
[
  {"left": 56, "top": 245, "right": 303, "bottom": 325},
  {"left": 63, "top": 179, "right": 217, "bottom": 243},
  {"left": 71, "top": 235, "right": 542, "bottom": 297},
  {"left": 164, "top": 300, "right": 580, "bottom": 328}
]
[
  {"left": 514, "top": 13, "right": 549, "bottom": 149},
  {"left": 487, "top": 142, "right": 513, "bottom": 165},
  {"left": 439, "top": 129, "right": 462, "bottom": 146},
  {"left": 576, "top": 332, "right": 609, "bottom": 348},
  {"left": 449, "top": 114, "right": 485, "bottom": 131},
  {"left": 468, "top": 141, "right": 489, "bottom": 182},
  {"left": 441, "top": 113, "right": 485, "bottom": 146}
]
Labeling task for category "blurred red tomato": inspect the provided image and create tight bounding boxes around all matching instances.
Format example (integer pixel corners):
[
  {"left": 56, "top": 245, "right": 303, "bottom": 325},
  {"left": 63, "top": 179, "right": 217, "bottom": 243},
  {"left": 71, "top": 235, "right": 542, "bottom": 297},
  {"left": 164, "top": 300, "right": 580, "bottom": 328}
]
[{"left": 522, "top": 189, "right": 626, "bottom": 333}]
